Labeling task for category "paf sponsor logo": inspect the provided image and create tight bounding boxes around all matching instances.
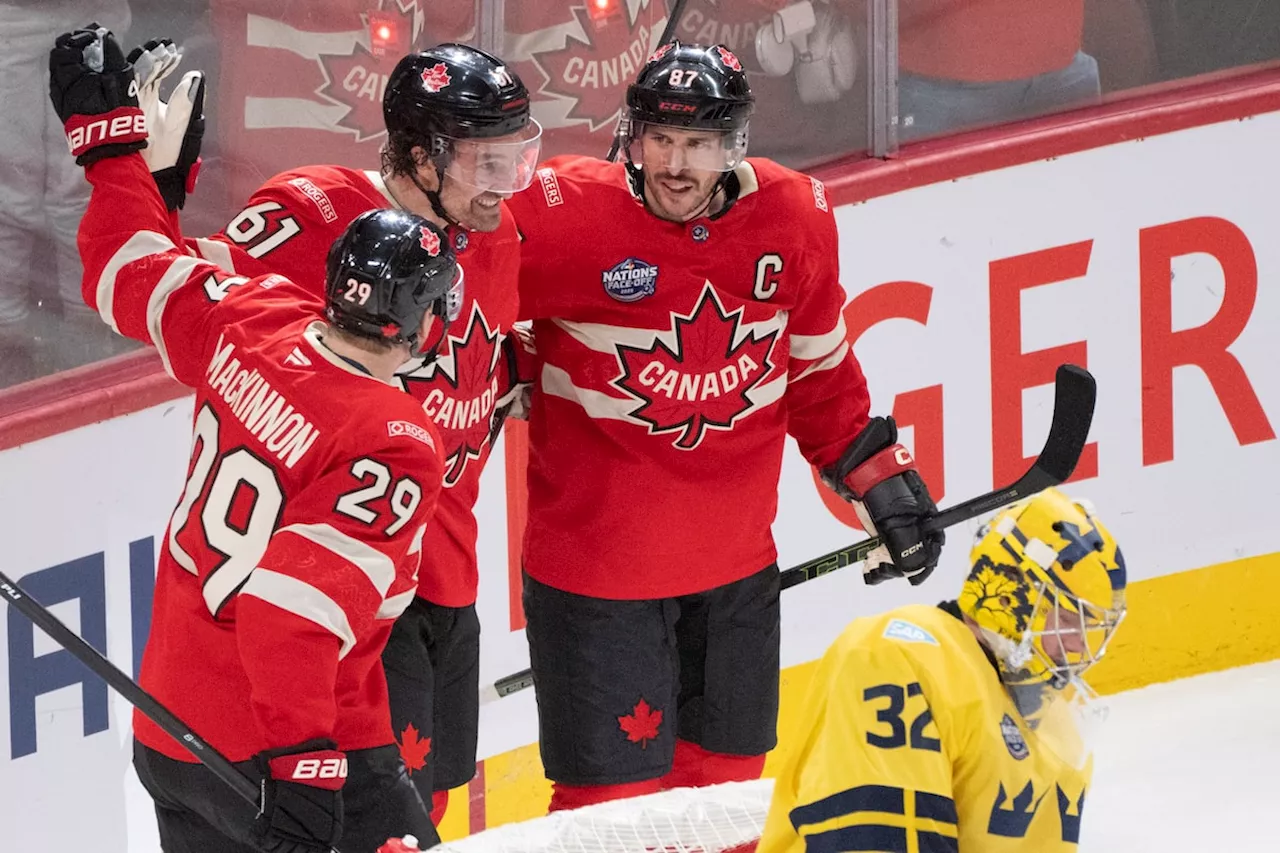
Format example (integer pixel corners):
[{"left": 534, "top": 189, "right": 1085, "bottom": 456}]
[{"left": 602, "top": 257, "right": 660, "bottom": 302}]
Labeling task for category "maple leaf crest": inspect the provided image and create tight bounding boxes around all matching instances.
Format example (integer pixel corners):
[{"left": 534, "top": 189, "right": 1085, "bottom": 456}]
[
  {"left": 397, "top": 722, "right": 431, "bottom": 774},
  {"left": 647, "top": 41, "right": 674, "bottom": 65},
  {"left": 400, "top": 303, "right": 502, "bottom": 486},
  {"left": 715, "top": 46, "right": 743, "bottom": 72},
  {"left": 611, "top": 283, "right": 780, "bottom": 451},
  {"left": 529, "top": 5, "right": 661, "bottom": 132},
  {"left": 421, "top": 62, "right": 452, "bottom": 93},
  {"left": 314, "top": 0, "right": 428, "bottom": 143},
  {"left": 618, "top": 698, "right": 663, "bottom": 748},
  {"left": 419, "top": 227, "right": 441, "bottom": 256}
]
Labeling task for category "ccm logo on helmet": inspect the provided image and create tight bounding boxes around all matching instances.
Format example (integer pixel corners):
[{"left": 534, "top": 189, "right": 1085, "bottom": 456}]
[
  {"left": 659, "top": 101, "right": 697, "bottom": 113},
  {"left": 291, "top": 757, "right": 348, "bottom": 780}
]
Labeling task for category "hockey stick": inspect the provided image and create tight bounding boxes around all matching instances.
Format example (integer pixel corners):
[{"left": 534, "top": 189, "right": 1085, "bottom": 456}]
[
  {"left": 0, "top": 570, "right": 260, "bottom": 806},
  {"left": 481, "top": 363, "right": 1096, "bottom": 704},
  {"left": 605, "top": 0, "right": 690, "bottom": 162}
]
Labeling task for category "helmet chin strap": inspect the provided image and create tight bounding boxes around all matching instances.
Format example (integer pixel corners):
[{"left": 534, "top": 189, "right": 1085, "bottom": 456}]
[
  {"left": 395, "top": 314, "right": 453, "bottom": 376},
  {"left": 409, "top": 166, "right": 465, "bottom": 231}
]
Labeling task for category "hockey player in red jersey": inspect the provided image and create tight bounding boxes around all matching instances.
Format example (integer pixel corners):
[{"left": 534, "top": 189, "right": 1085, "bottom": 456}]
[
  {"left": 162, "top": 42, "right": 538, "bottom": 825},
  {"left": 506, "top": 42, "right": 945, "bottom": 811},
  {"left": 51, "top": 27, "right": 467, "bottom": 852}
]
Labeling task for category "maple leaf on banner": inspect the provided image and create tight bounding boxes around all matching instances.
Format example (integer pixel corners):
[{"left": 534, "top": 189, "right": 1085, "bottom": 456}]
[
  {"left": 529, "top": 6, "right": 661, "bottom": 132},
  {"left": 316, "top": 2, "right": 425, "bottom": 142},
  {"left": 398, "top": 723, "right": 431, "bottom": 774},
  {"left": 401, "top": 304, "right": 502, "bottom": 486},
  {"left": 613, "top": 284, "right": 779, "bottom": 451},
  {"left": 618, "top": 699, "right": 663, "bottom": 748}
]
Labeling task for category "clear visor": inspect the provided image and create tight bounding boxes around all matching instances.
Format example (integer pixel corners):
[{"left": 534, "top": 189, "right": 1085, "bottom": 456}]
[
  {"left": 442, "top": 264, "right": 465, "bottom": 324},
  {"left": 627, "top": 121, "right": 750, "bottom": 173},
  {"left": 441, "top": 120, "right": 543, "bottom": 194},
  {"left": 403, "top": 265, "right": 465, "bottom": 368}
]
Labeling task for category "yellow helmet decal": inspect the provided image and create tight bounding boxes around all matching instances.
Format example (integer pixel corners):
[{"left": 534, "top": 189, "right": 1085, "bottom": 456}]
[{"left": 960, "top": 488, "right": 1126, "bottom": 691}]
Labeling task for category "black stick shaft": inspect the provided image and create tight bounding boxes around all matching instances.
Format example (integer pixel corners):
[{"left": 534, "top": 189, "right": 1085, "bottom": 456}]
[
  {"left": 489, "top": 364, "right": 1096, "bottom": 701},
  {"left": 0, "top": 570, "right": 260, "bottom": 806}
]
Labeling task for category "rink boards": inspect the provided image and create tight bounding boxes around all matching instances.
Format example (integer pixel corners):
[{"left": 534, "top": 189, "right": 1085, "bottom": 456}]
[{"left": 2, "top": 78, "right": 1280, "bottom": 848}]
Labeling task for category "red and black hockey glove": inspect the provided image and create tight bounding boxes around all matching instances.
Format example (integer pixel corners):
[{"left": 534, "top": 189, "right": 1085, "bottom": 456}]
[
  {"left": 128, "top": 38, "right": 206, "bottom": 211},
  {"left": 49, "top": 25, "right": 148, "bottom": 165},
  {"left": 821, "top": 416, "right": 944, "bottom": 586},
  {"left": 253, "top": 739, "right": 346, "bottom": 853}
]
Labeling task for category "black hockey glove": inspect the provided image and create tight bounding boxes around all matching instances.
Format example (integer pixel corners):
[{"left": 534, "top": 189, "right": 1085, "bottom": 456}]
[
  {"left": 128, "top": 38, "right": 206, "bottom": 210},
  {"left": 820, "top": 416, "right": 944, "bottom": 586},
  {"left": 253, "top": 739, "right": 346, "bottom": 853},
  {"left": 49, "top": 25, "right": 148, "bottom": 165}
]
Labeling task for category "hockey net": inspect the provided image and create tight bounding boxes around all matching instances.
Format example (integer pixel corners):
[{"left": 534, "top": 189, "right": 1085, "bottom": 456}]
[{"left": 434, "top": 779, "right": 775, "bottom": 853}]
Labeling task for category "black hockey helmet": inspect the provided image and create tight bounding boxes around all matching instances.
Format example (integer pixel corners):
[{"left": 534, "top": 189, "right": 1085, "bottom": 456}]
[
  {"left": 324, "top": 210, "right": 464, "bottom": 349},
  {"left": 616, "top": 42, "right": 755, "bottom": 172},
  {"left": 382, "top": 43, "right": 542, "bottom": 223},
  {"left": 627, "top": 41, "right": 755, "bottom": 132},
  {"left": 384, "top": 43, "right": 531, "bottom": 142}
]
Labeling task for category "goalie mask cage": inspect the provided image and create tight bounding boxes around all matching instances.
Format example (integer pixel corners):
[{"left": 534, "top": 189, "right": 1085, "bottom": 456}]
[{"left": 435, "top": 779, "right": 775, "bottom": 853}]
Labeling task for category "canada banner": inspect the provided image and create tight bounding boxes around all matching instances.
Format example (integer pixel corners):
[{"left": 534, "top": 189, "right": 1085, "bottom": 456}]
[{"left": 207, "top": 0, "right": 865, "bottom": 211}]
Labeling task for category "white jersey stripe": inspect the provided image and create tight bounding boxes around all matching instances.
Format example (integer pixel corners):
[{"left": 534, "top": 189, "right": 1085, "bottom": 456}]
[
  {"left": 791, "top": 317, "right": 848, "bottom": 361},
  {"left": 553, "top": 317, "right": 666, "bottom": 354},
  {"left": 239, "top": 569, "right": 357, "bottom": 659},
  {"left": 277, "top": 523, "right": 398, "bottom": 597},
  {"left": 96, "top": 230, "right": 177, "bottom": 333},
  {"left": 191, "top": 237, "right": 237, "bottom": 274},
  {"left": 746, "top": 373, "right": 789, "bottom": 410},
  {"left": 376, "top": 588, "right": 416, "bottom": 621},
  {"left": 555, "top": 311, "right": 788, "bottom": 356},
  {"left": 540, "top": 364, "right": 635, "bottom": 420},
  {"left": 146, "top": 254, "right": 205, "bottom": 380},
  {"left": 793, "top": 342, "right": 850, "bottom": 382}
]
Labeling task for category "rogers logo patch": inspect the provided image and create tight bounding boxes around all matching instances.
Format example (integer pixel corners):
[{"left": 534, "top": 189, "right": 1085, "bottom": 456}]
[
  {"left": 538, "top": 167, "right": 563, "bottom": 207},
  {"left": 288, "top": 177, "right": 337, "bottom": 223},
  {"left": 811, "top": 177, "right": 829, "bottom": 213},
  {"left": 388, "top": 420, "right": 435, "bottom": 449}
]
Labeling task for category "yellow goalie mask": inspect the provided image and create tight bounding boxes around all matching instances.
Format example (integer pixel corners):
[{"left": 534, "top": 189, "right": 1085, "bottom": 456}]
[{"left": 959, "top": 488, "right": 1127, "bottom": 696}]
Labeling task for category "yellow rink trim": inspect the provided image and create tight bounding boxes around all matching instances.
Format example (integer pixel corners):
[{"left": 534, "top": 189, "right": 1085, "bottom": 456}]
[{"left": 438, "top": 551, "right": 1280, "bottom": 840}]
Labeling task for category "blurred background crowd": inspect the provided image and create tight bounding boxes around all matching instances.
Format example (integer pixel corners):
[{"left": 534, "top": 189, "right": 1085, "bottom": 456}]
[{"left": 1, "top": 0, "right": 1277, "bottom": 391}]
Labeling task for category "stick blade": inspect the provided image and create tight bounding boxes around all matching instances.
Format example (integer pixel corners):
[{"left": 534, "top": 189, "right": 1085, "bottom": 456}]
[{"left": 1034, "top": 364, "right": 1097, "bottom": 484}]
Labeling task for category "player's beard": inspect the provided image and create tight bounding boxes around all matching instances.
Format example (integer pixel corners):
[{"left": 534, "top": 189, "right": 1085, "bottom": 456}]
[
  {"left": 440, "top": 182, "right": 507, "bottom": 233},
  {"left": 645, "top": 169, "right": 720, "bottom": 223}
]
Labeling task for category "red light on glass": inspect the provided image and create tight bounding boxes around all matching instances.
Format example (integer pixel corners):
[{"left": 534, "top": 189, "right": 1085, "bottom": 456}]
[
  {"left": 369, "top": 11, "right": 402, "bottom": 57},
  {"left": 586, "top": 0, "right": 623, "bottom": 27}
]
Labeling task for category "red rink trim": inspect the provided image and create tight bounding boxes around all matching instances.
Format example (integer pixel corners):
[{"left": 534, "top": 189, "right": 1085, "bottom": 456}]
[
  {"left": 468, "top": 760, "right": 487, "bottom": 834},
  {"left": 5, "top": 68, "right": 1280, "bottom": 449},
  {"left": 813, "top": 67, "right": 1280, "bottom": 205},
  {"left": 0, "top": 349, "right": 187, "bottom": 451}
]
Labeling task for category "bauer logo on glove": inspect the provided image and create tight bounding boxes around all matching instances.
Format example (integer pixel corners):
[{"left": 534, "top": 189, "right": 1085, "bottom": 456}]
[
  {"left": 64, "top": 110, "right": 147, "bottom": 159},
  {"left": 49, "top": 25, "right": 149, "bottom": 164}
]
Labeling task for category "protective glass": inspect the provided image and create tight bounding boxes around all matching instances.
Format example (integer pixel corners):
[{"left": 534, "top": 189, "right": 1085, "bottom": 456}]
[
  {"left": 629, "top": 122, "right": 750, "bottom": 172},
  {"left": 442, "top": 120, "right": 543, "bottom": 194}
]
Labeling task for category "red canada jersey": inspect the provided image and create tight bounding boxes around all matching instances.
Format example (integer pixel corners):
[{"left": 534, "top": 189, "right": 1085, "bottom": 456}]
[
  {"left": 508, "top": 156, "right": 871, "bottom": 600},
  {"left": 79, "top": 155, "right": 444, "bottom": 762},
  {"left": 198, "top": 166, "right": 521, "bottom": 607}
]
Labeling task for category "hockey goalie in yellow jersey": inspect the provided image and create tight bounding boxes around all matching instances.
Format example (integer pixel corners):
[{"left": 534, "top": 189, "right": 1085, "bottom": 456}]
[{"left": 758, "top": 488, "right": 1127, "bottom": 853}]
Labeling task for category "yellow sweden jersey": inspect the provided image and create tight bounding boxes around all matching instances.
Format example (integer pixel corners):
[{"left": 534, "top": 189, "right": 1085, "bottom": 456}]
[{"left": 758, "top": 605, "right": 1091, "bottom": 853}]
